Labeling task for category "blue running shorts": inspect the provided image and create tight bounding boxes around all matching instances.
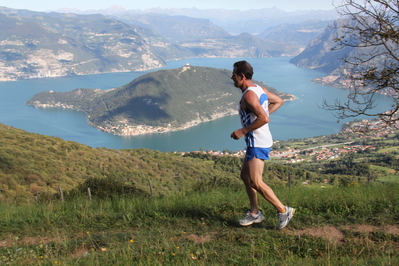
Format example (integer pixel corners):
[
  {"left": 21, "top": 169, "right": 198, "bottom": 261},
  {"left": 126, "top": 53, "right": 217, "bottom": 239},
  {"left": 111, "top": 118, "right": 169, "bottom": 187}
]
[{"left": 245, "top": 147, "right": 271, "bottom": 161}]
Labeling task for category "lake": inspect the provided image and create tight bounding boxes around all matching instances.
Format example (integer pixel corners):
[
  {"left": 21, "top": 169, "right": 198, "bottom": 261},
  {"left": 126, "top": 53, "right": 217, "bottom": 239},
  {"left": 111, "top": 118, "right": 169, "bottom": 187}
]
[{"left": 0, "top": 57, "right": 392, "bottom": 152}]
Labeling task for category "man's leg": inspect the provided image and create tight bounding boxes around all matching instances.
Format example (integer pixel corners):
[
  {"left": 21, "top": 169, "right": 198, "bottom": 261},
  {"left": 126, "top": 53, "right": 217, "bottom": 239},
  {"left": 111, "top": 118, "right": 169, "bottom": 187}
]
[
  {"left": 241, "top": 159, "right": 259, "bottom": 214},
  {"left": 241, "top": 156, "right": 295, "bottom": 229},
  {"left": 239, "top": 159, "right": 264, "bottom": 226},
  {"left": 244, "top": 157, "right": 285, "bottom": 213}
]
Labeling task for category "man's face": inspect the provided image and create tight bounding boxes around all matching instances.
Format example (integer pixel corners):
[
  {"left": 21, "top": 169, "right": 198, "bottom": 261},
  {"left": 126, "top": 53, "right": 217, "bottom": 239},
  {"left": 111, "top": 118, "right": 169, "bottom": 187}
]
[{"left": 231, "top": 69, "right": 243, "bottom": 88}]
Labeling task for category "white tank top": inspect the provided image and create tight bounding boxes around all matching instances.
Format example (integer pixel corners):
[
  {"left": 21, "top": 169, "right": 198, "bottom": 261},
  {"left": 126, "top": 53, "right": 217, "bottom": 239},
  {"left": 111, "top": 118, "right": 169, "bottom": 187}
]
[{"left": 239, "top": 85, "right": 273, "bottom": 148}]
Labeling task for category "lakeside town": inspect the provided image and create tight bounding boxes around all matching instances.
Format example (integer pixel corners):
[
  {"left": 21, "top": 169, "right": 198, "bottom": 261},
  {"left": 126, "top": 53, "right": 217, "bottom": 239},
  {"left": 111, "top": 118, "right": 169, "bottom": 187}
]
[{"left": 186, "top": 117, "right": 399, "bottom": 164}]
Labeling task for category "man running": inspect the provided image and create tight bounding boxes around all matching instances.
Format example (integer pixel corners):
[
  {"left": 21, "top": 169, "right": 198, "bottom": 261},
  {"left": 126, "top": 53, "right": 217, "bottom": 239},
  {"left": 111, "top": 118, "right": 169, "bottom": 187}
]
[{"left": 230, "top": 60, "right": 295, "bottom": 230}]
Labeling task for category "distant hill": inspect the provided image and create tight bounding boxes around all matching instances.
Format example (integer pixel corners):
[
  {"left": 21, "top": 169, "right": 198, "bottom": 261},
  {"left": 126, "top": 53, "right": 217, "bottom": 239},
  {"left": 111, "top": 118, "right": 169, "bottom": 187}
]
[
  {"left": 26, "top": 65, "right": 295, "bottom": 136},
  {"left": 129, "top": 26, "right": 195, "bottom": 62},
  {"left": 115, "top": 13, "right": 231, "bottom": 42},
  {"left": 216, "top": 9, "right": 339, "bottom": 35},
  {"left": 180, "top": 33, "right": 302, "bottom": 58},
  {"left": 257, "top": 20, "right": 333, "bottom": 48}
]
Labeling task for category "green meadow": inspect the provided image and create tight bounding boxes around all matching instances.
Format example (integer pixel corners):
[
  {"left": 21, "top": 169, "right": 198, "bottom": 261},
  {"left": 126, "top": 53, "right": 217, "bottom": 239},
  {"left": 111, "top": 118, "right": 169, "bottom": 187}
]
[{"left": 0, "top": 184, "right": 398, "bottom": 265}]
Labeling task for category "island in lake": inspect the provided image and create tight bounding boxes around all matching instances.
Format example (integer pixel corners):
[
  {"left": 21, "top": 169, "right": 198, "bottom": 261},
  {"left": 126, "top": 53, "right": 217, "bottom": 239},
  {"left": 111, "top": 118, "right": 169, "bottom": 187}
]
[{"left": 26, "top": 65, "right": 296, "bottom": 136}]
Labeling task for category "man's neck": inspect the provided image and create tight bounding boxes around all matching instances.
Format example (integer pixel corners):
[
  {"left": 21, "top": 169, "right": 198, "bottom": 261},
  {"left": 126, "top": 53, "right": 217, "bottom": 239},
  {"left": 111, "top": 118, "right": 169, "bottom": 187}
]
[{"left": 240, "top": 80, "right": 256, "bottom": 92}]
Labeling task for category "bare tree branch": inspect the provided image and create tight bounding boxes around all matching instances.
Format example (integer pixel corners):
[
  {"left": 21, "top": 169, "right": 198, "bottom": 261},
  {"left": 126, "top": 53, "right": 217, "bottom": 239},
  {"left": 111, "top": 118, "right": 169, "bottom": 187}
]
[{"left": 325, "top": 0, "right": 399, "bottom": 125}]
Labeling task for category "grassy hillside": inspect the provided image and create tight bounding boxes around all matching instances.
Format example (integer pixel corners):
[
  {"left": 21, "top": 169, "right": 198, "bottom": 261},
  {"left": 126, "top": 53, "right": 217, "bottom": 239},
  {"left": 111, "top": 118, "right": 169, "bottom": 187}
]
[
  {"left": 0, "top": 123, "right": 310, "bottom": 204},
  {"left": 0, "top": 123, "right": 240, "bottom": 203},
  {"left": 2, "top": 118, "right": 398, "bottom": 205}
]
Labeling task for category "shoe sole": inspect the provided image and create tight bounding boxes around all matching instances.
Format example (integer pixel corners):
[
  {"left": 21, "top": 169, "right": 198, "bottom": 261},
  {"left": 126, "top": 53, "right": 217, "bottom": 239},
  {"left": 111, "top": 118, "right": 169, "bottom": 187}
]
[{"left": 239, "top": 217, "right": 265, "bottom": 226}]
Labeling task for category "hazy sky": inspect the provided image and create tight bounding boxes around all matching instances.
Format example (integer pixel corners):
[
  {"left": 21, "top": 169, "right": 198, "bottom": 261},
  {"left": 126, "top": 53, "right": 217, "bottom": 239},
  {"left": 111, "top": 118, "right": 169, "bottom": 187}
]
[{"left": 1, "top": 0, "right": 336, "bottom": 12}]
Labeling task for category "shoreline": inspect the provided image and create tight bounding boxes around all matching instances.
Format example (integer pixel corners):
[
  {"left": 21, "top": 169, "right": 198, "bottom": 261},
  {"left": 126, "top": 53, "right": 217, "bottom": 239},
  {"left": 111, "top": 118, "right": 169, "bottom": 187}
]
[
  {"left": 30, "top": 96, "right": 297, "bottom": 137},
  {"left": 94, "top": 95, "right": 297, "bottom": 136},
  {"left": 96, "top": 109, "right": 239, "bottom": 136},
  {"left": 102, "top": 96, "right": 298, "bottom": 136}
]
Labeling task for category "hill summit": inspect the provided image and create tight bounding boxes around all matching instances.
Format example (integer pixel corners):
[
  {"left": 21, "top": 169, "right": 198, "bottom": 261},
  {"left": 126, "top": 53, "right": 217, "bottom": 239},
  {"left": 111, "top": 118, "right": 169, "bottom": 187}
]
[{"left": 26, "top": 65, "right": 294, "bottom": 136}]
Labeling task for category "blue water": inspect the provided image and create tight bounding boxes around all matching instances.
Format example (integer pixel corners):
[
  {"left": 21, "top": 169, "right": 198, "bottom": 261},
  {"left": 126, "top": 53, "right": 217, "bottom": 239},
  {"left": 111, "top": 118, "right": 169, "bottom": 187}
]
[{"left": 0, "top": 57, "right": 392, "bottom": 152}]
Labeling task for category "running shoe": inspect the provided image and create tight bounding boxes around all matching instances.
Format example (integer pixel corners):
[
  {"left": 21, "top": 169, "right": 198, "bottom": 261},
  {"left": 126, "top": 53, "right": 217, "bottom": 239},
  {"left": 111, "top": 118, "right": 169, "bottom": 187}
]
[
  {"left": 276, "top": 206, "right": 295, "bottom": 230},
  {"left": 239, "top": 211, "right": 265, "bottom": 226}
]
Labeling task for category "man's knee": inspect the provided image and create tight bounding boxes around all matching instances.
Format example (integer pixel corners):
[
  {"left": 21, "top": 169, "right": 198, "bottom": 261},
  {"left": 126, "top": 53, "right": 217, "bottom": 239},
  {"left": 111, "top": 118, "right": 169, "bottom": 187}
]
[
  {"left": 250, "top": 180, "right": 263, "bottom": 191},
  {"left": 240, "top": 174, "right": 251, "bottom": 186}
]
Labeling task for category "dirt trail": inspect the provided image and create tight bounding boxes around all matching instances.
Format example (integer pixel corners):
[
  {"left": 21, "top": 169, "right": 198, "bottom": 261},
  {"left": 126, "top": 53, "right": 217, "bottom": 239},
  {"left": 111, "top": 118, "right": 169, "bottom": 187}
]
[
  {"left": 286, "top": 224, "right": 399, "bottom": 242},
  {"left": 1, "top": 224, "right": 398, "bottom": 248}
]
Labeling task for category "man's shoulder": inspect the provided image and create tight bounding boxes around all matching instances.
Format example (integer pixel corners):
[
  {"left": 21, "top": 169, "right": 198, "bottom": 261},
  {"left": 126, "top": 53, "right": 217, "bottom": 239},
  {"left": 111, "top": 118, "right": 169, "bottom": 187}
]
[{"left": 246, "top": 85, "right": 266, "bottom": 96}]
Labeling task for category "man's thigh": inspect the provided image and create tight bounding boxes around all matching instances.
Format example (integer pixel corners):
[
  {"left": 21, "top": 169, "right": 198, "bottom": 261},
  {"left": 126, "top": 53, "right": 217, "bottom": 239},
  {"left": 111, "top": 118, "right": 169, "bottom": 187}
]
[{"left": 242, "top": 156, "right": 265, "bottom": 181}]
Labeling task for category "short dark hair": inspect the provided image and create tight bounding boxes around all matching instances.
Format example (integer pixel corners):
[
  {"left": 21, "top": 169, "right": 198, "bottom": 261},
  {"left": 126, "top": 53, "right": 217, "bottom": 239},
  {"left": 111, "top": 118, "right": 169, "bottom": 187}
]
[{"left": 233, "top": 61, "right": 253, "bottom": 80}]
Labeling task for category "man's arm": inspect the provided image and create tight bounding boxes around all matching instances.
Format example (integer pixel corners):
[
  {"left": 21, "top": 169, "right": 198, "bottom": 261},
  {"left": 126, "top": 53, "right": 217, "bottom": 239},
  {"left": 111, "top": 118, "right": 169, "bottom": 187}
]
[
  {"left": 230, "top": 90, "right": 269, "bottom": 140},
  {"left": 262, "top": 87, "right": 284, "bottom": 114}
]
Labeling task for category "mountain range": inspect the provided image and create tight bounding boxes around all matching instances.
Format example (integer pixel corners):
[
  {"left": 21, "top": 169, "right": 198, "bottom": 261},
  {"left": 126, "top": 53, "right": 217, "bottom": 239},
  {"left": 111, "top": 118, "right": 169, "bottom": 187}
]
[
  {"left": 57, "top": 5, "right": 340, "bottom": 35},
  {"left": 0, "top": 5, "right": 340, "bottom": 81},
  {"left": 0, "top": 6, "right": 319, "bottom": 81}
]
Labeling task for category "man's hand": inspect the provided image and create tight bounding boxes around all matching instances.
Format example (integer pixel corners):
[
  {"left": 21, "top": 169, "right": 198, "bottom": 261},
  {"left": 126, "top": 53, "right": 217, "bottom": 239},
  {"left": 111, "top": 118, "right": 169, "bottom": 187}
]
[{"left": 231, "top": 129, "right": 245, "bottom": 140}]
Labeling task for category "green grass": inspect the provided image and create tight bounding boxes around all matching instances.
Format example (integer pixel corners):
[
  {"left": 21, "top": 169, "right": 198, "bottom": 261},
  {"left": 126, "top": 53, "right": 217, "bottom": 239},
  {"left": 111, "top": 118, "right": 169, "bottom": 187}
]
[
  {"left": 377, "top": 175, "right": 399, "bottom": 183},
  {"left": 0, "top": 184, "right": 398, "bottom": 265},
  {"left": 377, "top": 146, "right": 399, "bottom": 153},
  {"left": 371, "top": 165, "right": 393, "bottom": 171},
  {"left": 295, "top": 183, "right": 334, "bottom": 190},
  {"left": 370, "top": 165, "right": 399, "bottom": 183}
]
